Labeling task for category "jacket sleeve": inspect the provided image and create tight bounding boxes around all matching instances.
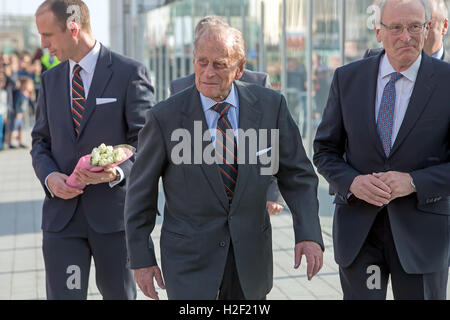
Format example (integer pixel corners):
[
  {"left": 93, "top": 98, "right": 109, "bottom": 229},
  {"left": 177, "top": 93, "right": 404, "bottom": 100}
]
[
  {"left": 275, "top": 94, "right": 324, "bottom": 250},
  {"left": 30, "top": 75, "right": 60, "bottom": 198},
  {"left": 124, "top": 110, "right": 167, "bottom": 269},
  {"left": 118, "top": 63, "right": 156, "bottom": 182},
  {"left": 313, "top": 69, "right": 361, "bottom": 203}
]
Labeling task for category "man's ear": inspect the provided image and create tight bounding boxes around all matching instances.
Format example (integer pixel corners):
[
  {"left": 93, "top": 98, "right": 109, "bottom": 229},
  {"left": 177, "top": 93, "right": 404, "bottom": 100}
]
[
  {"left": 67, "top": 21, "right": 80, "bottom": 38},
  {"left": 442, "top": 19, "right": 449, "bottom": 36},
  {"left": 375, "top": 23, "right": 383, "bottom": 43},
  {"left": 235, "top": 59, "right": 246, "bottom": 80}
]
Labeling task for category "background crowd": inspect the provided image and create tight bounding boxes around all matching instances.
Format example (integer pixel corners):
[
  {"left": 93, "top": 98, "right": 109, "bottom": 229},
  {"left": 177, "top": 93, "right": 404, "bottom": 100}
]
[{"left": 0, "top": 49, "right": 60, "bottom": 150}]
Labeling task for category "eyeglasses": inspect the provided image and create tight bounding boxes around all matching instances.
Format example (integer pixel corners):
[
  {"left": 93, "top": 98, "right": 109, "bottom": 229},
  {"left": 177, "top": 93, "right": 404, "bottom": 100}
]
[{"left": 380, "top": 22, "right": 428, "bottom": 35}]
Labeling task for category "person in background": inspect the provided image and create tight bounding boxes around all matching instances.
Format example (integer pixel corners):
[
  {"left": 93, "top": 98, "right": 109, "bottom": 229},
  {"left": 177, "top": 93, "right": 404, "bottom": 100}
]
[
  {"left": 0, "top": 74, "right": 8, "bottom": 150},
  {"left": 7, "top": 77, "right": 34, "bottom": 149}
]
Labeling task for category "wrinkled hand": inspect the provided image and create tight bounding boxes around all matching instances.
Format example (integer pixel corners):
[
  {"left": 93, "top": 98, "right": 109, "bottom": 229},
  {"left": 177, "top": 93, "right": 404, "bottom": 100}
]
[
  {"left": 47, "top": 172, "right": 83, "bottom": 200},
  {"left": 373, "top": 171, "right": 415, "bottom": 202},
  {"left": 294, "top": 241, "right": 323, "bottom": 281},
  {"left": 134, "top": 266, "right": 166, "bottom": 300},
  {"left": 349, "top": 174, "right": 391, "bottom": 207},
  {"left": 75, "top": 168, "right": 117, "bottom": 186},
  {"left": 266, "top": 201, "right": 284, "bottom": 215}
]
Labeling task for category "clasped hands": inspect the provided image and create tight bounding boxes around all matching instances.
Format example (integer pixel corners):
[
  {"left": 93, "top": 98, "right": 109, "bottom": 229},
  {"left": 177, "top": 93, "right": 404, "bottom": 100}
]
[
  {"left": 47, "top": 168, "right": 118, "bottom": 200},
  {"left": 349, "top": 171, "right": 416, "bottom": 207}
]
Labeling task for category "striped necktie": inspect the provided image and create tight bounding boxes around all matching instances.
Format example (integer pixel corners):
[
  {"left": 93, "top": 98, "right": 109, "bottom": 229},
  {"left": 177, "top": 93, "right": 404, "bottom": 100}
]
[
  {"left": 72, "top": 64, "right": 86, "bottom": 136},
  {"left": 213, "top": 102, "right": 238, "bottom": 203},
  {"left": 377, "top": 72, "right": 403, "bottom": 157}
]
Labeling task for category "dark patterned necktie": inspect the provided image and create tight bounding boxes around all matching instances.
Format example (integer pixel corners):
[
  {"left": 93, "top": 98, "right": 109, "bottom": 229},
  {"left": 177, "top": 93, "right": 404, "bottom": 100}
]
[
  {"left": 213, "top": 103, "right": 238, "bottom": 203},
  {"left": 72, "top": 64, "right": 86, "bottom": 136},
  {"left": 377, "top": 72, "right": 403, "bottom": 157}
]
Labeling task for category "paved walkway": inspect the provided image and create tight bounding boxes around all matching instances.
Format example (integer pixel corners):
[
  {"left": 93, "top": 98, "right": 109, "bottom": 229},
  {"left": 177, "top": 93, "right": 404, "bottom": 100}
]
[{"left": 0, "top": 132, "right": 447, "bottom": 300}]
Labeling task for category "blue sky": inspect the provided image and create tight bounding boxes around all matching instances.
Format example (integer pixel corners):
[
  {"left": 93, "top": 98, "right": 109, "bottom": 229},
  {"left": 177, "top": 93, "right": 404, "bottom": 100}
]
[{"left": 1, "top": 0, "right": 110, "bottom": 46}]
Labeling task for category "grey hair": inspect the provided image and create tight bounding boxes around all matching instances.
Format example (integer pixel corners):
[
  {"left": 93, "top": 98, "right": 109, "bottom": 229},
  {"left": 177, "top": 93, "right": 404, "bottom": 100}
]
[
  {"left": 374, "top": 0, "right": 432, "bottom": 28},
  {"left": 193, "top": 23, "right": 246, "bottom": 64},
  {"left": 194, "top": 16, "right": 229, "bottom": 38}
]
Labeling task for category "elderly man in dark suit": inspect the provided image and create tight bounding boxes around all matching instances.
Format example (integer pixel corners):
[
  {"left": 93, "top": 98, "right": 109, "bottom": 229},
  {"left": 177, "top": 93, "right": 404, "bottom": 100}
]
[
  {"left": 31, "top": 0, "right": 155, "bottom": 299},
  {"left": 125, "top": 23, "right": 324, "bottom": 300},
  {"left": 170, "top": 16, "right": 284, "bottom": 216},
  {"left": 365, "top": 0, "right": 449, "bottom": 62},
  {"left": 314, "top": 0, "right": 450, "bottom": 299}
]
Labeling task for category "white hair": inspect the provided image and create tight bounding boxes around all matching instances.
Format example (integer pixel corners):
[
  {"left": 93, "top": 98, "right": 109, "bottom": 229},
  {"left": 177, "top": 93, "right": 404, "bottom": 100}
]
[{"left": 374, "top": 0, "right": 432, "bottom": 28}]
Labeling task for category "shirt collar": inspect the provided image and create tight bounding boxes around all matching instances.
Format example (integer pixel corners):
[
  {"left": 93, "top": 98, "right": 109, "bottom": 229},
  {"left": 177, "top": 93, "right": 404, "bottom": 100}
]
[
  {"left": 69, "top": 41, "right": 101, "bottom": 75},
  {"left": 432, "top": 44, "right": 444, "bottom": 60},
  {"left": 380, "top": 52, "right": 421, "bottom": 83},
  {"left": 200, "top": 82, "right": 239, "bottom": 112}
]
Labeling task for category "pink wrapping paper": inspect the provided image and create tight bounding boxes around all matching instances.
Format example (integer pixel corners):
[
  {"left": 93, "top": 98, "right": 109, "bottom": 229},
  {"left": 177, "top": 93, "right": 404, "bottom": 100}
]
[{"left": 66, "top": 145, "right": 134, "bottom": 190}]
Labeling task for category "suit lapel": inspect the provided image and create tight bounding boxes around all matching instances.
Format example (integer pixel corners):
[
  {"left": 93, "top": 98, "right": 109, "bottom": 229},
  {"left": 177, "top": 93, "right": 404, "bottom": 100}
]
[
  {"left": 365, "top": 51, "right": 386, "bottom": 158},
  {"left": 230, "top": 82, "right": 261, "bottom": 212},
  {"left": 77, "top": 44, "right": 113, "bottom": 140},
  {"left": 390, "top": 52, "right": 435, "bottom": 157},
  {"left": 60, "top": 61, "right": 76, "bottom": 143},
  {"left": 182, "top": 87, "right": 230, "bottom": 212}
]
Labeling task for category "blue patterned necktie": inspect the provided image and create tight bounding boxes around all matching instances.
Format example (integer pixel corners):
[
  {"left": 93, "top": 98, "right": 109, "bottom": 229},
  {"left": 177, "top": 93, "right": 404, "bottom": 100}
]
[
  {"left": 377, "top": 72, "right": 403, "bottom": 157},
  {"left": 213, "top": 103, "right": 238, "bottom": 203}
]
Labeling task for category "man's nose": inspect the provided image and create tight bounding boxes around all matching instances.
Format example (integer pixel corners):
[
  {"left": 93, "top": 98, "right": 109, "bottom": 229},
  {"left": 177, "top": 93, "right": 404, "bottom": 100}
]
[
  {"left": 204, "top": 63, "right": 216, "bottom": 77},
  {"left": 399, "top": 27, "right": 412, "bottom": 42}
]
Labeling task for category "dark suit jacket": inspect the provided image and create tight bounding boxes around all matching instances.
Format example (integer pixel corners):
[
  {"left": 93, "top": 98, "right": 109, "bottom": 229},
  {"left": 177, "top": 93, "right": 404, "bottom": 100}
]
[
  {"left": 125, "top": 81, "right": 323, "bottom": 299},
  {"left": 314, "top": 51, "right": 450, "bottom": 274},
  {"left": 170, "top": 70, "right": 284, "bottom": 205},
  {"left": 364, "top": 47, "right": 450, "bottom": 63},
  {"left": 31, "top": 44, "right": 155, "bottom": 233}
]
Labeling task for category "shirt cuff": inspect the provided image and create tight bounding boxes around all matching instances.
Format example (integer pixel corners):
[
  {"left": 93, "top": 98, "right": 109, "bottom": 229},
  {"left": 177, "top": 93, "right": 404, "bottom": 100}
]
[
  {"left": 109, "top": 166, "right": 124, "bottom": 188},
  {"left": 45, "top": 172, "right": 56, "bottom": 198}
]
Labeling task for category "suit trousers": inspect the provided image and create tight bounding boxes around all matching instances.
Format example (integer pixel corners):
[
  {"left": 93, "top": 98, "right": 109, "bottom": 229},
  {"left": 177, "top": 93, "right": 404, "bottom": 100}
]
[
  {"left": 42, "top": 198, "right": 136, "bottom": 300},
  {"left": 217, "top": 242, "right": 267, "bottom": 300},
  {"left": 339, "top": 208, "right": 448, "bottom": 300}
]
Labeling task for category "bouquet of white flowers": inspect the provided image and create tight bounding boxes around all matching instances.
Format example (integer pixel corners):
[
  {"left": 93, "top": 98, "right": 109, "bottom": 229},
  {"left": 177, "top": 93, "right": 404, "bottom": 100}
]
[
  {"left": 66, "top": 144, "right": 135, "bottom": 189},
  {"left": 90, "top": 143, "right": 127, "bottom": 167}
]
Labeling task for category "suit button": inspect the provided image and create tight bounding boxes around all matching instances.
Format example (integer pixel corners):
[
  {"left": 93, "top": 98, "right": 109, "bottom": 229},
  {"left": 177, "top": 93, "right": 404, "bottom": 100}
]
[{"left": 219, "top": 241, "right": 226, "bottom": 247}]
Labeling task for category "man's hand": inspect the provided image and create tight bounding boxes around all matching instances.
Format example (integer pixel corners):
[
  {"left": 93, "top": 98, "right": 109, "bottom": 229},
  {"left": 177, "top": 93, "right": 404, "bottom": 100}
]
[
  {"left": 134, "top": 266, "right": 166, "bottom": 300},
  {"left": 373, "top": 171, "right": 415, "bottom": 201},
  {"left": 47, "top": 172, "right": 83, "bottom": 200},
  {"left": 294, "top": 241, "right": 323, "bottom": 281},
  {"left": 75, "top": 168, "right": 118, "bottom": 186},
  {"left": 266, "top": 201, "right": 284, "bottom": 215},
  {"left": 349, "top": 174, "right": 392, "bottom": 206}
]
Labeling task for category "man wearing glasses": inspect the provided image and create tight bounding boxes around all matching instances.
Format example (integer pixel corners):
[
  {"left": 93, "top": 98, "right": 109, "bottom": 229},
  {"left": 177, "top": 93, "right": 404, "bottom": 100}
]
[
  {"left": 314, "top": 0, "right": 450, "bottom": 299},
  {"left": 365, "top": 0, "right": 449, "bottom": 61}
]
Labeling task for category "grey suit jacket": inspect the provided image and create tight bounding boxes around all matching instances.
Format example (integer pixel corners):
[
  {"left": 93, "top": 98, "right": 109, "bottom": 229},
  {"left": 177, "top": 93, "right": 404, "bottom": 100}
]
[
  {"left": 314, "top": 51, "right": 450, "bottom": 274},
  {"left": 125, "top": 81, "right": 323, "bottom": 299},
  {"left": 169, "top": 70, "right": 284, "bottom": 205},
  {"left": 31, "top": 44, "right": 155, "bottom": 233}
]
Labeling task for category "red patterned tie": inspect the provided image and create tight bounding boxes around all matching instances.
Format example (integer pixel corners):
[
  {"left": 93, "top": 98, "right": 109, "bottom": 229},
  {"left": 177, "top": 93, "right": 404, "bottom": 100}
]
[
  {"left": 213, "top": 103, "right": 238, "bottom": 203},
  {"left": 72, "top": 64, "right": 86, "bottom": 136}
]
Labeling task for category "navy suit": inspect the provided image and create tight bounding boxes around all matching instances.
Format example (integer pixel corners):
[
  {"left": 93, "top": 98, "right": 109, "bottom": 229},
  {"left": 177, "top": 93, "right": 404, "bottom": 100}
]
[
  {"left": 31, "top": 44, "right": 155, "bottom": 299},
  {"left": 314, "top": 51, "right": 450, "bottom": 299}
]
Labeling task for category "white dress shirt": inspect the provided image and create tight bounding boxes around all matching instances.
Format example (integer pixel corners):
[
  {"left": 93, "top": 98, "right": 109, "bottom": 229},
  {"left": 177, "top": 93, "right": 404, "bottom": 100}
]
[
  {"left": 45, "top": 41, "right": 123, "bottom": 196},
  {"left": 375, "top": 53, "right": 421, "bottom": 147},
  {"left": 68, "top": 40, "right": 101, "bottom": 102}
]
